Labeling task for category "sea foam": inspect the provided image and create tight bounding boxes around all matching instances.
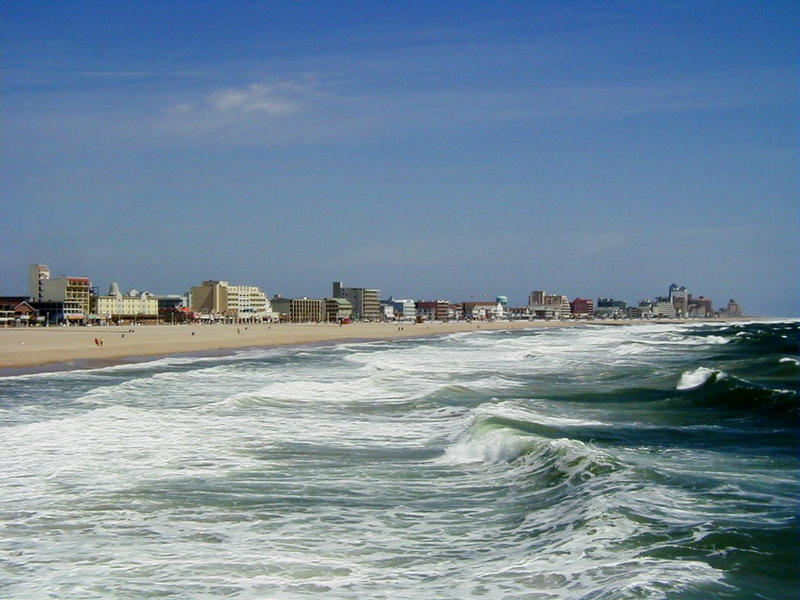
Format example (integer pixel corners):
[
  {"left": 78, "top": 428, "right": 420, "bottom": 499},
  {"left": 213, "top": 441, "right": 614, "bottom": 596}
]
[{"left": 676, "top": 367, "right": 721, "bottom": 390}]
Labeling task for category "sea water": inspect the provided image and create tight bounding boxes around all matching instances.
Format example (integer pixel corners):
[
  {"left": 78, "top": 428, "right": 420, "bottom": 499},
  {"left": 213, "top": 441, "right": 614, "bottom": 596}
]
[{"left": 0, "top": 321, "right": 797, "bottom": 599}]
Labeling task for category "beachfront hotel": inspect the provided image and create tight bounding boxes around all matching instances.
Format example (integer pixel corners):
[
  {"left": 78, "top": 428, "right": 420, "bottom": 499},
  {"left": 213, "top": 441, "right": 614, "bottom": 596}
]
[
  {"left": 332, "top": 282, "right": 381, "bottom": 321},
  {"left": 28, "top": 263, "right": 91, "bottom": 324},
  {"left": 92, "top": 282, "right": 159, "bottom": 322},
  {"left": 190, "top": 280, "right": 274, "bottom": 321}
]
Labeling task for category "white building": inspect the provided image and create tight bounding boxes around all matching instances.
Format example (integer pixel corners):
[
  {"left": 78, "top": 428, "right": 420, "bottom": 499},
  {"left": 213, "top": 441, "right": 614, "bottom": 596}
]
[
  {"left": 653, "top": 300, "right": 677, "bottom": 318},
  {"left": 93, "top": 283, "right": 159, "bottom": 320},
  {"left": 190, "top": 280, "right": 275, "bottom": 321},
  {"left": 227, "top": 284, "right": 274, "bottom": 321},
  {"left": 391, "top": 298, "right": 417, "bottom": 320}
]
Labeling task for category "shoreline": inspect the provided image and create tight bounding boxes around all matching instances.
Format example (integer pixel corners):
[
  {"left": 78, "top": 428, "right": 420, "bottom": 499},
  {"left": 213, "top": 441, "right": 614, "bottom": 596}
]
[{"left": 0, "top": 318, "right": 769, "bottom": 376}]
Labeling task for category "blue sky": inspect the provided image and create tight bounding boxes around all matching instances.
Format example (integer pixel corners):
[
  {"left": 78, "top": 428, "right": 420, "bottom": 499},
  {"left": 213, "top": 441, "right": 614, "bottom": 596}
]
[{"left": 2, "top": 1, "right": 798, "bottom": 315}]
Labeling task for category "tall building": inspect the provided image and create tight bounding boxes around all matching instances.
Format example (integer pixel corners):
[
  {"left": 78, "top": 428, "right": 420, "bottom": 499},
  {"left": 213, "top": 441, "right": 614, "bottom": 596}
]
[
  {"left": 669, "top": 284, "right": 689, "bottom": 316},
  {"left": 528, "top": 291, "right": 546, "bottom": 306},
  {"left": 191, "top": 280, "right": 229, "bottom": 315},
  {"left": 28, "top": 264, "right": 91, "bottom": 322},
  {"left": 28, "top": 264, "right": 50, "bottom": 301},
  {"left": 544, "top": 294, "right": 571, "bottom": 319},
  {"left": 332, "top": 281, "right": 381, "bottom": 321}
]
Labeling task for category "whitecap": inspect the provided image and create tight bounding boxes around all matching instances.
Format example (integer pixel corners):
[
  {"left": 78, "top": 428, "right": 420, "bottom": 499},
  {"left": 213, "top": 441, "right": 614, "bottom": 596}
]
[
  {"left": 437, "top": 425, "right": 532, "bottom": 465},
  {"left": 779, "top": 357, "right": 799, "bottom": 365},
  {"left": 676, "top": 367, "right": 721, "bottom": 390}
]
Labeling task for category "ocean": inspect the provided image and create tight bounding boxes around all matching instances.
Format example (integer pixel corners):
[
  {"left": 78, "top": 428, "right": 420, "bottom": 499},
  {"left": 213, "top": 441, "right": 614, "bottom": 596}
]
[{"left": 0, "top": 321, "right": 797, "bottom": 599}]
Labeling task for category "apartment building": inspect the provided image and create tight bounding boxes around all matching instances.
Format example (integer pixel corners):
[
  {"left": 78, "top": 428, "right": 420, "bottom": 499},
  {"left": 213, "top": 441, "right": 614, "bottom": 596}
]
[
  {"left": 290, "top": 298, "right": 325, "bottom": 322},
  {"left": 29, "top": 264, "right": 91, "bottom": 322},
  {"left": 332, "top": 282, "right": 381, "bottom": 321},
  {"left": 325, "top": 298, "right": 354, "bottom": 323}
]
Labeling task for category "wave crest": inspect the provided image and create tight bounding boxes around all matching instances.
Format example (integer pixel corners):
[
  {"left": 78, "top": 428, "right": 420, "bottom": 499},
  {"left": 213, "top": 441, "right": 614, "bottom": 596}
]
[
  {"left": 677, "top": 367, "right": 722, "bottom": 390},
  {"left": 438, "top": 417, "right": 617, "bottom": 485}
]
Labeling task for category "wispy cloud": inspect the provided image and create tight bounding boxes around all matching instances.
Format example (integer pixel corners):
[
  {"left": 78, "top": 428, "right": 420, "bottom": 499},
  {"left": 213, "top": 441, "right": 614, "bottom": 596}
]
[
  {"left": 165, "top": 79, "right": 317, "bottom": 122},
  {"left": 207, "top": 82, "right": 306, "bottom": 115}
]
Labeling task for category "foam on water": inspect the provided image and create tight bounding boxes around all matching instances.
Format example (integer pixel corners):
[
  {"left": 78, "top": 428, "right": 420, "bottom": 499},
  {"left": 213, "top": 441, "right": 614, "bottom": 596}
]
[
  {"left": 676, "top": 366, "right": 722, "bottom": 390},
  {"left": 1, "top": 320, "right": 797, "bottom": 599}
]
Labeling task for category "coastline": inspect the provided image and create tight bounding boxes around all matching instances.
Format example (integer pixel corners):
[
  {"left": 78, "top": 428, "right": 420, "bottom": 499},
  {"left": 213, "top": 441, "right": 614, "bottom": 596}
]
[{"left": 0, "top": 318, "right": 757, "bottom": 375}]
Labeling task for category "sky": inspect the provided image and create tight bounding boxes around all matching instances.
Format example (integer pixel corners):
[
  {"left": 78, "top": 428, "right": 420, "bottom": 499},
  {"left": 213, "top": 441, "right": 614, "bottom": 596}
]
[{"left": 2, "top": 1, "right": 798, "bottom": 315}]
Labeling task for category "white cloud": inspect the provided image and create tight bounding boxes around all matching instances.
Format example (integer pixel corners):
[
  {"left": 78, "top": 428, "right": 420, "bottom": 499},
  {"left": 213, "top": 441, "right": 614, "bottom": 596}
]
[{"left": 206, "top": 82, "right": 307, "bottom": 115}]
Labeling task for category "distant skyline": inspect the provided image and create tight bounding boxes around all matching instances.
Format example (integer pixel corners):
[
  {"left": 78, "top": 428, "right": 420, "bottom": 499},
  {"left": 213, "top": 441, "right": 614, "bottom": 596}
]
[{"left": 2, "top": 2, "right": 798, "bottom": 315}]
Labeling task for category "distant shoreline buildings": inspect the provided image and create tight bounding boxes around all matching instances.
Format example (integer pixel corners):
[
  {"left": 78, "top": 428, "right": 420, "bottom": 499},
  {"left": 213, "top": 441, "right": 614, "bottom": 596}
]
[{"left": 0, "top": 263, "right": 745, "bottom": 327}]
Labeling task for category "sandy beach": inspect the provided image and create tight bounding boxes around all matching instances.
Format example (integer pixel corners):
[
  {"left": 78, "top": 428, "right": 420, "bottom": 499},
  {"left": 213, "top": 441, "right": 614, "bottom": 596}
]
[
  {"left": 0, "top": 320, "right": 595, "bottom": 372},
  {"left": 0, "top": 317, "right": 750, "bottom": 373}
]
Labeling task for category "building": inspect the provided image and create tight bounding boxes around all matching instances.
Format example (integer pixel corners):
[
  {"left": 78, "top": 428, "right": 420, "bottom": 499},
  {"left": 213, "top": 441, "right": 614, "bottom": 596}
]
[
  {"left": 545, "top": 294, "right": 571, "bottom": 319},
  {"left": 415, "top": 300, "right": 450, "bottom": 321},
  {"left": 226, "top": 285, "right": 273, "bottom": 321},
  {"left": 653, "top": 299, "right": 677, "bottom": 318},
  {"left": 449, "top": 303, "right": 464, "bottom": 321},
  {"left": 28, "top": 264, "right": 50, "bottom": 302},
  {"left": 155, "top": 294, "right": 188, "bottom": 312},
  {"left": 722, "top": 299, "right": 742, "bottom": 317},
  {"left": 0, "top": 297, "right": 37, "bottom": 327},
  {"left": 461, "top": 301, "right": 504, "bottom": 320},
  {"left": 596, "top": 298, "right": 627, "bottom": 319},
  {"left": 636, "top": 299, "right": 655, "bottom": 319},
  {"left": 28, "top": 264, "right": 91, "bottom": 324},
  {"left": 508, "top": 307, "right": 531, "bottom": 320},
  {"left": 325, "top": 298, "right": 353, "bottom": 323},
  {"left": 191, "top": 280, "right": 273, "bottom": 321},
  {"left": 379, "top": 300, "right": 395, "bottom": 321},
  {"left": 669, "top": 284, "right": 689, "bottom": 316},
  {"left": 527, "top": 290, "right": 570, "bottom": 319},
  {"left": 332, "top": 282, "right": 381, "bottom": 321},
  {"left": 191, "top": 280, "right": 228, "bottom": 315},
  {"left": 391, "top": 298, "right": 417, "bottom": 321},
  {"left": 570, "top": 298, "right": 595, "bottom": 318},
  {"left": 93, "top": 283, "right": 159, "bottom": 322},
  {"left": 270, "top": 295, "right": 292, "bottom": 321},
  {"left": 688, "top": 296, "right": 713, "bottom": 318},
  {"left": 290, "top": 297, "right": 325, "bottom": 322}
]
